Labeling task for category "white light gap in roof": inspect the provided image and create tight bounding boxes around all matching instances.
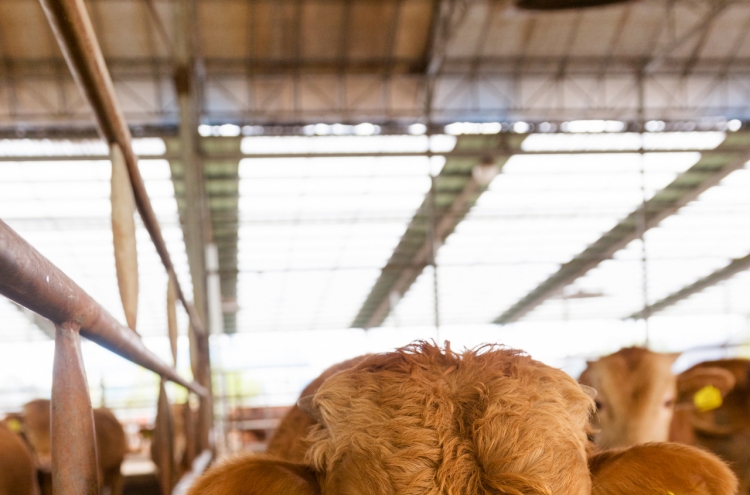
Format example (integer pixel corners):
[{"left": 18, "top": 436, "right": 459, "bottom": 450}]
[
  {"left": 236, "top": 151, "right": 438, "bottom": 332},
  {"left": 385, "top": 134, "right": 718, "bottom": 328},
  {"left": 0, "top": 138, "right": 166, "bottom": 157},
  {"left": 538, "top": 163, "right": 750, "bottom": 321},
  {"left": 241, "top": 135, "right": 457, "bottom": 155},
  {"left": 0, "top": 152, "right": 191, "bottom": 340},
  {"left": 521, "top": 132, "right": 726, "bottom": 152}
]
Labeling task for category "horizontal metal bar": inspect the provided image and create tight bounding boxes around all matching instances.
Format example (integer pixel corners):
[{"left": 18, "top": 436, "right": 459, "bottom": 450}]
[
  {"left": 0, "top": 219, "right": 207, "bottom": 397},
  {"left": 7, "top": 56, "right": 750, "bottom": 79}
]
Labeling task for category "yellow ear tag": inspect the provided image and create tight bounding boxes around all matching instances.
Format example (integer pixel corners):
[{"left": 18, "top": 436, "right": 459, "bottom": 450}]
[
  {"left": 694, "top": 385, "right": 723, "bottom": 412},
  {"left": 6, "top": 418, "right": 22, "bottom": 433},
  {"left": 667, "top": 491, "right": 675, "bottom": 495}
]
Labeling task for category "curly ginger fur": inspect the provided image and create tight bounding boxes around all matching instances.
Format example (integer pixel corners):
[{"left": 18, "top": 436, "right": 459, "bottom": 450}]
[{"left": 188, "top": 342, "right": 737, "bottom": 495}]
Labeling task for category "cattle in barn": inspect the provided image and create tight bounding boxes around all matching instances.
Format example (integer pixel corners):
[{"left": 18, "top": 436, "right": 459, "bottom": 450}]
[
  {"left": 578, "top": 347, "right": 733, "bottom": 449},
  {"left": 21, "top": 399, "right": 127, "bottom": 495},
  {"left": 671, "top": 359, "right": 750, "bottom": 495},
  {"left": 186, "top": 342, "right": 737, "bottom": 495},
  {"left": 266, "top": 355, "right": 370, "bottom": 463},
  {"left": 0, "top": 422, "right": 38, "bottom": 495}
]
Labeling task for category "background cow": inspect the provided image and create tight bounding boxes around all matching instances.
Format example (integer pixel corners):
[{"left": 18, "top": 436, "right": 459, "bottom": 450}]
[
  {"left": 187, "top": 342, "right": 737, "bottom": 495},
  {"left": 0, "top": 422, "right": 37, "bottom": 495},
  {"left": 671, "top": 359, "right": 750, "bottom": 494},
  {"left": 22, "top": 399, "right": 127, "bottom": 495},
  {"left": 589, "top": 442, "right": 736, "bottom": 495},
  {"left": 578, "top": 347, "right": 732, "bottom": 449}
]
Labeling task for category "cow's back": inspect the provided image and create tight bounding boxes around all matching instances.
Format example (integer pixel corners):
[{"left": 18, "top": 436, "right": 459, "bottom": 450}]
[{"left": 0, "top": 423, "right": 37, "bottom": 495}]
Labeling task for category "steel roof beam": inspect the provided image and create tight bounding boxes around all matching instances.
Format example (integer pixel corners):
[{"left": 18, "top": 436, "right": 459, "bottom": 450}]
[
  {"left": 494, "top": 132, "right": 750, "bottom": 325},
  {"left": 628, "top": 252, "right": 750, "bottom": 319},
  {"left": 351, "top": 134, "right": 515, "bottom": 329}
]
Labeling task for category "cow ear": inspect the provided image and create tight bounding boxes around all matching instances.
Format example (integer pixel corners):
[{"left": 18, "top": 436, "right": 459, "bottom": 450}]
[
  {"left": 187, "top": 455, "right": 321, "bottom": 495},
  {"left": 589, "top": 443, "right": 737, "bottom": 495},
  {"left": 580, "top": 384, "right": 597, "bottom": 399},
  {"left": 297, "top": 395, "right": 324, "bottom": 424},
  {"left": 676, "top": 366, "right": 736, "bottom": 406}
]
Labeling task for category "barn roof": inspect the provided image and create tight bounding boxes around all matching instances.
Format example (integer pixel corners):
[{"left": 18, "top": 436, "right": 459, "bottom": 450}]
[{"left": 4, "top": 0, "right": 750, "bottom": 131}]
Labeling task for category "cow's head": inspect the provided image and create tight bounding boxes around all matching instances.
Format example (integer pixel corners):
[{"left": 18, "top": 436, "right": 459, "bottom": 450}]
[
  {"left": 579, "top": 348, "right": 679, "bottom": 448},
  {"left": 580, "top": 348, "right": 737, "bottom": 449},
  {"left": 195, "top": 342, "right": 597, "bottom": 495}
]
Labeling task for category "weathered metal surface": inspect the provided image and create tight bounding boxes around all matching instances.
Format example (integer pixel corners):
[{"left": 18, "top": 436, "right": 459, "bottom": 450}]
[
  {"left": 51, "top": 321, "right": 99, "bottom": 495},
  {"left": 110, "top": 143, "right": 139, "bottom": 332},
  {"left": 188, "top": 323, "right": 213, "bottom": 452},
  {"left": 0, "top": 219, "right": 207, "bottom": 397},
  {"left": 37, "top": 0, "right": 206, "bottom": 337}
]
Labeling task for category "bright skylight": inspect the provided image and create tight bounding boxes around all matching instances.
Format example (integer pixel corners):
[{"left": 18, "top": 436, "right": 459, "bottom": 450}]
[
  {"left": 241, "top": 135, "right": 457, "bottom": 154},
  {"left": 386, "top": 151, "right": 702, "bottom": 327},
  {"left": 0, "top": 158, "right": 190, "bottom": 339},
  {"left": 0, "top": 138, "right": 166, "bottom": 157},
  {"left": 1, "top": 133, "right": 749, "bottom": 423},
  {"left": 521, "top": 132, "right": 726, "bottom": 152},
  {"left": 235, "top": 156, "right": 435, "bottom": 331},
  {"left": 535, "top": 163, "right": 750, "bottom": 321}
]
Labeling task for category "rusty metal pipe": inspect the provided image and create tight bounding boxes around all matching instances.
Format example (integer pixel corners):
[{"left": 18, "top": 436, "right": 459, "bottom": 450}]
[
  {"left": 37, "top": 0, "right": 206, "bottom": 336},
  {"left": 0, "top": 219, "right": 207, "bottom": 397},
  {"left": 51, "top": 321, "right": 100, "bottom": 495}
]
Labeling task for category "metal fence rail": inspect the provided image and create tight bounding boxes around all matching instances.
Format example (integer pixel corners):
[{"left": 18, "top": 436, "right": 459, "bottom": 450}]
[
  {"left": 0, "top": 220, "right": 207, "bottom": 494},
  {"left": 0, "top": 0, "right": 217, "bottom": 493}
]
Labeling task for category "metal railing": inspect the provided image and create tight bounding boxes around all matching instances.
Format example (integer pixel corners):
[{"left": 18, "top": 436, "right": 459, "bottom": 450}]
[
  {"left": 0, "top": 221, "right": 208, "bottom": 494},
  {"left": 0, "top": 0, "right": 215, "bottom": 494}
]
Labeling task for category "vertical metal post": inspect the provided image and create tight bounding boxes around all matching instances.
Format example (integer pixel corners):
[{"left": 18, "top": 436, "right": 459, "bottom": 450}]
[
  {"left": 637, "top": 72, "right": 650, "bottom": 345},
  {"left": 174, "top": 0, "right": 215, "bottom": 455},
  {"left": 206, "top": 243, "right": 224, "bottom": 335},
  {"left": 51, "top": 321, "right": 99, "bottom": 495},
  {"left": 174, "top": 0, "right": 209, "bottom": 324},
  {"left": 428, "top": 174, "right": 441, "bottom": 337}
]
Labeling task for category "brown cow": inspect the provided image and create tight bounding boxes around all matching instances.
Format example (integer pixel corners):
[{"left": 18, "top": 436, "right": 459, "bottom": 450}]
[
  {"left": 671, "top": 359, "right": 750, "bottom": 494},
  {"left": 589, "top": 442, "right": 736, "bottom": 495},
  {"left": 579, "top": 348, "right": 679, "bottom": 448},
  {"left": 578, "top": 347, "right": 732, "bottom": 449},
  {"left": 266, "top": 355, "right": 370, "bottom": 463},
  {"left": 22, "top": 399, "right": 127, "bottom": 495},
  {"left": 186, "top": 342, "right": 737, "bottom": 495},
  {"left": 0, "top": 422, "right": 37, "bottom": 495}
]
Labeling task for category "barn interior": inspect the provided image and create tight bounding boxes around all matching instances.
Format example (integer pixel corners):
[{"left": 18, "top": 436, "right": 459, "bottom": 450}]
[{"left": 1, "top": 0, "right": 750, "bottom": 492}]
